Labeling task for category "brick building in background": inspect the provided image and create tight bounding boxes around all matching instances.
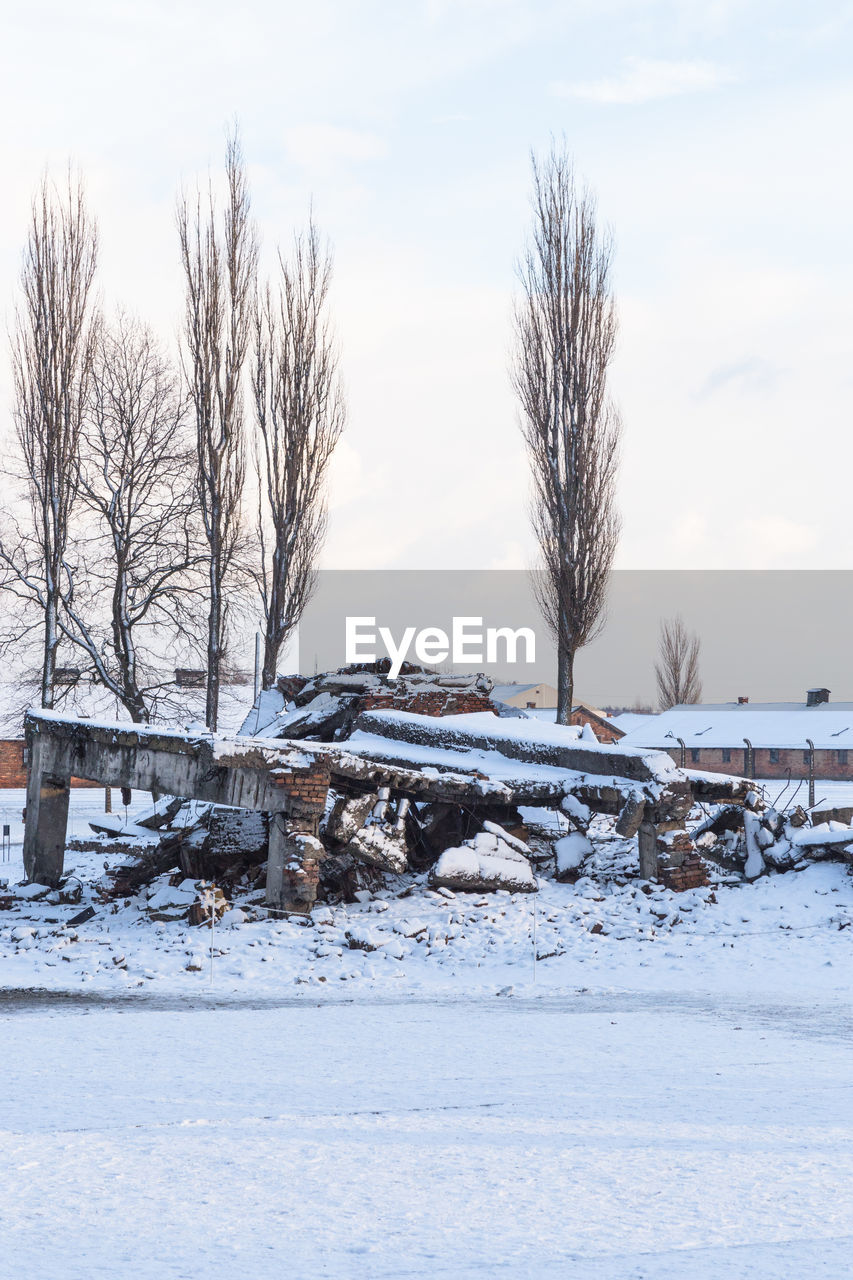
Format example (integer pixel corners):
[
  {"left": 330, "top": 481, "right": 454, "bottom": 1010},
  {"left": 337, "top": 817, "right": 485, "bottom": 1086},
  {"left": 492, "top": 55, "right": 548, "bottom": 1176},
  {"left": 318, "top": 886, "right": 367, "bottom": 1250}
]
[
  {"left": 615, "top": 689, "right": 853, "bottom": 781},
  {"left": 491, "top": 684, "right": 625, "bottom": 744}
]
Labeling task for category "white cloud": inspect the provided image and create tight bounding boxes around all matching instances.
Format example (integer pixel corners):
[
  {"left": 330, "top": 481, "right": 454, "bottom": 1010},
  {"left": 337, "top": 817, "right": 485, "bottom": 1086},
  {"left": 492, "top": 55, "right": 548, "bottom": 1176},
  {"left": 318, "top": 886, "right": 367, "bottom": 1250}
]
[
  {"left": 698, "top": 356, "right": 784, "bottom": 399},
  {"left": 740, "top": 516, "right": 820, "bottom": 565},
  {"left": 555, "top": 57, "right": 731, "bottom": 105},
  {"left": 282, "top": 125, "right": 386, "bottom": 174}
]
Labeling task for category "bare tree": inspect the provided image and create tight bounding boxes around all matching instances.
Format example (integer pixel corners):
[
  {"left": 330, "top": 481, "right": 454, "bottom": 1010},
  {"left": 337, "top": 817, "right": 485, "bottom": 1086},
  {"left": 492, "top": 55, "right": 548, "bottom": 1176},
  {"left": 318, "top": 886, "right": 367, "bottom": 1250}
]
[
  {"left": 655, "top": 615, "right": 702, "bottom": 709},
  {"left": 177, "top": 129, "right": 258, "bottom": 729},
  {"left": 251, "top": 220, "right": 345, "bottom": 690},
  {"left": 0, "top": 174, "right": 98, "bottom": 708},
  {"left": 512, "top": 143, "right": 621, "bottom": 724},
  {"left": 57, "top": 314, "right": 202, "bottom": 722}
]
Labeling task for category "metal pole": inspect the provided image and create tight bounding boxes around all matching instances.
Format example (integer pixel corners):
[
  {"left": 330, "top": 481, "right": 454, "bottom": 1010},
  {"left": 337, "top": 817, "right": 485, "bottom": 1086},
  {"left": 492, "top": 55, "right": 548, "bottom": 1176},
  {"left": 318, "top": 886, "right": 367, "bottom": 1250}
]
[
  {"left": 806, "top": 738, "right": 815, "bottom": 809},
  {"left": 743, "top": 738, "right": 753, "bottom": 779},
  {"left": 209, "top": 882, "right": 216, "bottom": 989},
  {"left": 676, "top": 737, "right": 687, "bottom": 769}
]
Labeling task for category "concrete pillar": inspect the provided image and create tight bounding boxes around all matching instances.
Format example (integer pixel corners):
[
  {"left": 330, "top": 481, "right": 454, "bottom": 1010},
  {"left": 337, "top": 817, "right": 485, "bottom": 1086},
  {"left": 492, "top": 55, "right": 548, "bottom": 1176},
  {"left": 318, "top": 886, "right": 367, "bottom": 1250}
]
[
  {"left": 638, "top": 820, "right": 659, "bottom": 881},
  {"left": 23, "top": 738, "right": 70, "bottom": 887},
  {"left": 266, "top": 814, "right": 324, "bottom": 915}
]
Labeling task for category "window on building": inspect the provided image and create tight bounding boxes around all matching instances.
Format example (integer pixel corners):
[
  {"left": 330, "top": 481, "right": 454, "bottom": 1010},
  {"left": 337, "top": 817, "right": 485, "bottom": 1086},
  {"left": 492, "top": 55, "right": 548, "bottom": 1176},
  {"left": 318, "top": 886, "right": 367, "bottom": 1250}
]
[
  {"left": 721, "top": 748, "right": 731, "bottom": 763},
  {"left": 838, "top": 750, "right": 848, "bottom": 766},
  {"left": 21, "top": 746, "right": 29, "bottom": 767},
  {"left": 803, "top": 749, "right": 811, "bottom": 765},
  {"left": 526, "top": 701, "right": 536, "bottom": 709},
  {"left": 769, "top": 749, "right": 780, "bottom": 764},
  {"left": 175, "top": 667, "right": 206, "bottom": 688},
  {"left": 690, "top": 748, "right": 700, "bottom": 763}
]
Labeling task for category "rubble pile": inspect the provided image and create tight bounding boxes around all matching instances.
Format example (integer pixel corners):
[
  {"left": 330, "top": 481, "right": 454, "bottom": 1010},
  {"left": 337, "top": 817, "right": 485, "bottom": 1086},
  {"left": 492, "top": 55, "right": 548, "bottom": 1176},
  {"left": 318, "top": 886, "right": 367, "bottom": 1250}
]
[
  {"left": 240, "top": 661, "right": 498, "bottom": 743},
  {"left": 429, "top": 823, "right": 537, "bottom": 894},
  {"left": 694, "top": 799, "right": 853, "bottom": 879},
  {"left": 25, "top": 664, "right": 853, "bottom": 925}
]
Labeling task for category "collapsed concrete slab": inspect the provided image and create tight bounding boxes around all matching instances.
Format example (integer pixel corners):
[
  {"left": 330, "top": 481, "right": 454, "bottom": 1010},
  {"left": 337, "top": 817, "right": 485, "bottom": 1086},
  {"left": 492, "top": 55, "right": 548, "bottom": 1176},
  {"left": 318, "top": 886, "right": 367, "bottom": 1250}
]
[
  {"left": 24, "top": 711, "right": 330, "bottom": 913},
  {"left": 24, "top": 700, "right": 765, "bottom": 908}
]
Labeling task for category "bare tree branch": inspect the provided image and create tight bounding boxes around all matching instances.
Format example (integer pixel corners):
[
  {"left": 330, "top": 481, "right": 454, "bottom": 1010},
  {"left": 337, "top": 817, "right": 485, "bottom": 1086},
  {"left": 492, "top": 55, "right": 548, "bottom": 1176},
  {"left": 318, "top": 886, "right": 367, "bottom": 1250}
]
[
  {"left": 251, "top": 217, "right": 345, "bottom": 689},
  {"left": 512, "top": 142, "right": 621, "bottom": 724},
  {"left": 655, "top": 615, "right": 702, "bottom": 709},
  {"left": 177, "top": 126, "right": 258, "bottom": 729},
  {"left": 58, "top": 313, "right": 204, "bottom": 722},
  {"left": 0, "top": 172, "right": 98, "bottom": 708}
]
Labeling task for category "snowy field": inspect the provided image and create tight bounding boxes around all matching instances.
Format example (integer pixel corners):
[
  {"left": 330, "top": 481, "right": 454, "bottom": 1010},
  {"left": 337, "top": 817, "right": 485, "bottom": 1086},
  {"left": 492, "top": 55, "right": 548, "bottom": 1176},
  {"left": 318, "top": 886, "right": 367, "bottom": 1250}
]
[
  {"left": 2, "top": 793, "right": 853, "bottom": 1277},
  {"left": 3, "top": 983, "right": 853, "bottom": 1278}
]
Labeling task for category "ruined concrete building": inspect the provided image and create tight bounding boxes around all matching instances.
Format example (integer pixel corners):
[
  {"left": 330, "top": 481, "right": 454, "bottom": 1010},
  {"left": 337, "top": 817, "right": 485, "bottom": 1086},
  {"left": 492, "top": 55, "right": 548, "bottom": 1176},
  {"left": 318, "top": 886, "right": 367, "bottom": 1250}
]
[{"left": 23, "top": 663, "right": 762, "bottom": 916}]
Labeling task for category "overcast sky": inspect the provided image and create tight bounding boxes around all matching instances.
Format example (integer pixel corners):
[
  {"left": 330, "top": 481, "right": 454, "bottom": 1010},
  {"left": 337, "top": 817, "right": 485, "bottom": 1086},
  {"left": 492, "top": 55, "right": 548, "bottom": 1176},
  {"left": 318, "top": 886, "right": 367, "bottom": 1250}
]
[{"left": 2, "top": 0, "right": 853, "bottom": 573}]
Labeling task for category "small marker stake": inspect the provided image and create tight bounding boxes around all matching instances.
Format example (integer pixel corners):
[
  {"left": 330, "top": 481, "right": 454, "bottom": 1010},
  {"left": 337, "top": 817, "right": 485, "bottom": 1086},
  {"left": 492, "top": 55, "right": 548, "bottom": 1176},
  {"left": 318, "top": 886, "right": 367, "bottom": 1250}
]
[{"left": 209, "top": 882, "right": 216, "bottom": 988}]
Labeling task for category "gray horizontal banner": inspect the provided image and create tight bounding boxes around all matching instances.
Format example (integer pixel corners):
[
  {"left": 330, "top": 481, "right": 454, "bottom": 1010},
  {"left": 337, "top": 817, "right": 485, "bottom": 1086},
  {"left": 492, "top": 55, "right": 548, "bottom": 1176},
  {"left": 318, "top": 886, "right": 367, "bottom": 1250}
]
[{"left": 297, "top": 570, "right": 853, "bottom": 708}]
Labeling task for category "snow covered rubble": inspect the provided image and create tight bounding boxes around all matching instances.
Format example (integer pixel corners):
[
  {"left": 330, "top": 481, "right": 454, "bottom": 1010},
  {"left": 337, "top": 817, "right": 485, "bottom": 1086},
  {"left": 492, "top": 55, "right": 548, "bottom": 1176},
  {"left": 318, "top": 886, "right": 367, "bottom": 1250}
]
[
  {"left": 2, "top": 826, "right": 853, "bottom": 997},
  {"left": 430, "top": 822, "right": 537, "bottom": 893},
  {"left": 4, "top": 766, "right": 853, "bottom": 998},
  {"left": 18, "top": 663, "right": 853, "bottom": 974}
]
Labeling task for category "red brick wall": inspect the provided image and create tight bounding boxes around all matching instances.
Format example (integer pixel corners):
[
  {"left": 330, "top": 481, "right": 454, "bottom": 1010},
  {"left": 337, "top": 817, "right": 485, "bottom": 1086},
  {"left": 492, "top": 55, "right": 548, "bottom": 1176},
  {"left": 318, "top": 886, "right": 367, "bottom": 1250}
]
[
  {"left": 0, "top": 741, "right": 26, "bottom": 788},
  {"left": 666, "top": 744, "right": 853, "bottom": 781},
  {"left": 362, "top": 690, "right": 494, "bottom": 717},
  {"left": 269, "top": 755, "right": 331, "bottom": 822}
]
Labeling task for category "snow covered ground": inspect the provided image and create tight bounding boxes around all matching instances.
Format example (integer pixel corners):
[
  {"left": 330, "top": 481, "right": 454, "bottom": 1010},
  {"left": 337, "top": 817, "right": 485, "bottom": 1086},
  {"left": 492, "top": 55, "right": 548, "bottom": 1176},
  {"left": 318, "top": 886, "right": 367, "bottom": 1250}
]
[
  {"left": 3, "top": 976, "right": 853, "bottom": 1277},
  {"left": 2, "top": 792, "right": 853, "bottom": 1276}
]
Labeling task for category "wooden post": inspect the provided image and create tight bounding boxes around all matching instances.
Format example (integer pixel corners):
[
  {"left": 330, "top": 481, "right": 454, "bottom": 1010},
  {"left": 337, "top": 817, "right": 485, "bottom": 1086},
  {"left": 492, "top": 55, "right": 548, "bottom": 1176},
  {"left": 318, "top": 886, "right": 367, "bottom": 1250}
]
[
  {"left": 638, "top": 819, "right": 658, "bottom": 881},
  {"left": 23, "top": 737, "right": 71, "bottom": 887}
]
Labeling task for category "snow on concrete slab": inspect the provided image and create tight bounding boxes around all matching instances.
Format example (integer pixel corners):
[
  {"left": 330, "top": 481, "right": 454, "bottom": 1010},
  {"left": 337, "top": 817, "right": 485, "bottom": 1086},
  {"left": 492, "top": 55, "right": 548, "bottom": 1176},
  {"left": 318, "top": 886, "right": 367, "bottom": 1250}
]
[
  {"left": 364, "top": 707, "right": 679, "bottom": 775},
  {"left": 431, "top": 829, "right": 536, "bottom": 893},
  {"left": 344, "top": 729, "right": 668, "bottom": 798}
]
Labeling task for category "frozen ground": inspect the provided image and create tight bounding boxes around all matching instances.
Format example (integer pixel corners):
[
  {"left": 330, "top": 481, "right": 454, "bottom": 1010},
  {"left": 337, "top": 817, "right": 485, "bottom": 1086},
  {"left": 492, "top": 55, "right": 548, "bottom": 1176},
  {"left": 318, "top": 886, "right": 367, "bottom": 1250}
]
[
  {"left": 2, "top": 792, "right": 853, "bottom": 1277},
  {"left": 3, "top": 988, "right": 853, "bottom": 1279}
]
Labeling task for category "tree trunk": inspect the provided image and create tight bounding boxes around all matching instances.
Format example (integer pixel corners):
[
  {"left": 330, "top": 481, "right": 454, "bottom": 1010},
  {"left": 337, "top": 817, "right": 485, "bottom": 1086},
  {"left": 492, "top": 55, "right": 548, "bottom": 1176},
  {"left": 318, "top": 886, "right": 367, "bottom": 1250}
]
[
  {"left": 261, "top": 551, "right": 283, "bottom": 689},
  {"left": 41, "top": 594, "right": 58, "bottom": 709},
  {"left": 556, "top": 644, "right": 574, "bottom": 726},
  {"left": 261, "top": 637, "right": 277, "bottom": 692},
  {"left": 206, "top": 564, "right": 221, "bottom": 731}
]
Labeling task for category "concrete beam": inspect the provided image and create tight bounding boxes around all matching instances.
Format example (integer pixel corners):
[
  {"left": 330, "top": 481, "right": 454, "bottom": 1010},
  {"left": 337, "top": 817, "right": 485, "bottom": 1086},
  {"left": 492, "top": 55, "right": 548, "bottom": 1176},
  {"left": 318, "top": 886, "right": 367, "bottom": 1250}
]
[
  {"left": 24, "top": 712, "right": 331, "bottom": 888},
  {"left": 355, "top": 709, "right": 676, "bottom": 784}
]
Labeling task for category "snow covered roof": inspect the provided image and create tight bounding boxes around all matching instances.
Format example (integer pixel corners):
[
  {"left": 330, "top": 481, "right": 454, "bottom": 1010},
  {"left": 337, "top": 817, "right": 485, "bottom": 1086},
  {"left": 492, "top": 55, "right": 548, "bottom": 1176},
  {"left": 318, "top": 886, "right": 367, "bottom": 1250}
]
[
  {"left": 491, "top": 684, "right": 538, "bottom": 701},
  {"left": 617, "top": 702, "right": 853, "bottom": 751},
  {"left": 491, "top": 685, "right": 609, "bottom": 719},
  {"left": 611, "top": 713, "right": 656, "bottom": 734},
  {"left": 573, "top": 702, "right": 615, "bottom": 725}
]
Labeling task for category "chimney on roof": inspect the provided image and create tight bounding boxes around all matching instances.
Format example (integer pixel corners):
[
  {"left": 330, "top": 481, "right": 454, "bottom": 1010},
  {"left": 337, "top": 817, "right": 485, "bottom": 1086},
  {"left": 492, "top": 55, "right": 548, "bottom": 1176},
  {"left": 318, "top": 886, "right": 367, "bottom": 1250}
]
[
  {"left": 738, "top": 696, "right": 749, "bottom": 704},
  {"left": 806, "top": 687, "right": 830, "bottom": 707}
]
